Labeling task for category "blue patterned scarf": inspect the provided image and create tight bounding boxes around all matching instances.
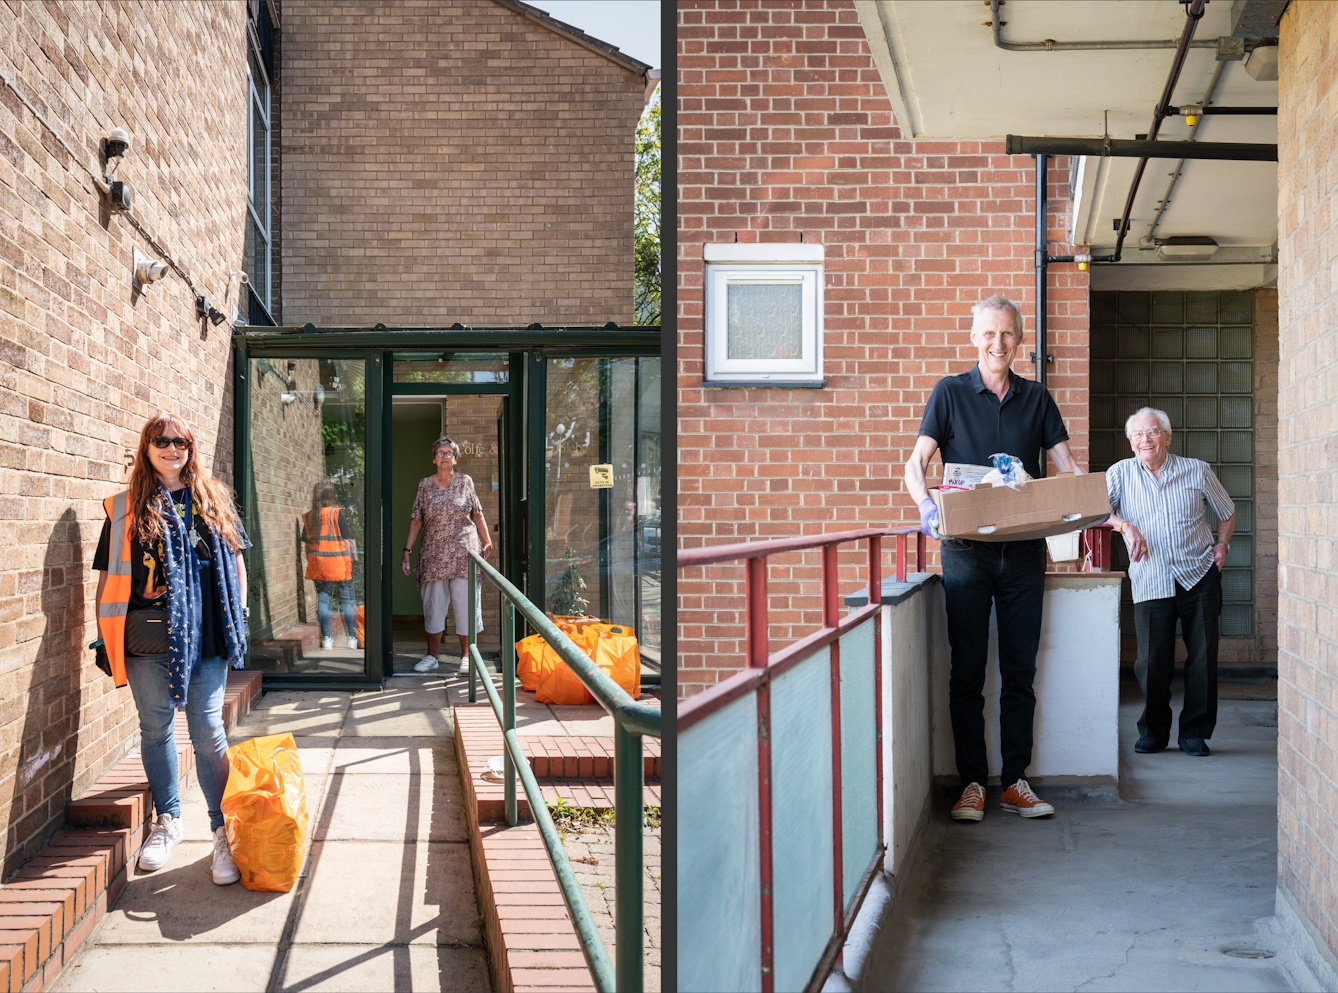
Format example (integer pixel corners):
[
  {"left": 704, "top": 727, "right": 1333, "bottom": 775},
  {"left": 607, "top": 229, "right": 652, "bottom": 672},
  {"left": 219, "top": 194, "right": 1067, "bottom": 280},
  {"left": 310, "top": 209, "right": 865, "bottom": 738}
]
[{"left": 159, "top": 485, "right": 248, "bottom": 709}]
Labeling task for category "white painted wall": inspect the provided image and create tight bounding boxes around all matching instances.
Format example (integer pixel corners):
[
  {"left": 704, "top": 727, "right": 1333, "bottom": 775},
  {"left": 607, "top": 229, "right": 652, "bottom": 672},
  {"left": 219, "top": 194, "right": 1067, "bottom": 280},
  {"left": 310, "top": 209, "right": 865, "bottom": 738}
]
[
  {"left": 931, "top": 575, "right": 1123, "bottom": 783},
  {"left": 880, "top": 578, "right": 944, "bottom": 879}
]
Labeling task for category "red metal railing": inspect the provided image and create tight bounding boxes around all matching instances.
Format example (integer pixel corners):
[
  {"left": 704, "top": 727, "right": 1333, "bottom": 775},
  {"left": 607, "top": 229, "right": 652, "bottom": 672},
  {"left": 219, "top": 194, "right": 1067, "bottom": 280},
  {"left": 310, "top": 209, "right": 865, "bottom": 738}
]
[
  {"left": 1081, "top": 522, "right": 1115, "bottom": 572},
  {"left": 678, "top": 526, "right": 926, "bottom": 993}
]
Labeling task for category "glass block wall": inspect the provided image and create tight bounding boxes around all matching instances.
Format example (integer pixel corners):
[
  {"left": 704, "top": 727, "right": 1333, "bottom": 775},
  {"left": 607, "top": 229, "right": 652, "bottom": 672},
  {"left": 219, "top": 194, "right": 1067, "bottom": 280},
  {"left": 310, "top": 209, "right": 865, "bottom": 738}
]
[{"left": 1089, "top": 290, "right": 1255, "bottom": 638}]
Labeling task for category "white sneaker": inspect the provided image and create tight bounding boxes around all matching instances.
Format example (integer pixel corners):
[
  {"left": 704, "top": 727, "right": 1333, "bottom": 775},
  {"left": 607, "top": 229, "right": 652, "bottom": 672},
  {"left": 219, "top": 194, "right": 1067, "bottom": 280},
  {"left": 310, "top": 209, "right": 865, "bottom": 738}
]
[
  {"left": 211, "top": 826, "right": 240, "bottom": 885},
  {"left": 321, "top": 636, "right": 334, "bottom": 650},
  {"left": 458, "top": 655, "right": 471, "bottom": 675},
  {"left": 346, "top": 637, "right": 359, "bottom": 650},
  {"left": 414, "top": 655, "right": 439, "bottom": 672},
  {"left": 138, "top": 813, "right": 183, "bottom": 871}
]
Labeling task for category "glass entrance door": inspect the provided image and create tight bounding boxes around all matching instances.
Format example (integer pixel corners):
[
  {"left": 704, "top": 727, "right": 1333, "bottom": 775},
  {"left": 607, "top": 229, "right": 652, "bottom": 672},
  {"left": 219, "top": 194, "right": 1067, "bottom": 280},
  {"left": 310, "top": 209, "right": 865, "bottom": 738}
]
[
  {"left": 543, "top": 356, "right": 661, "bottom": 667},
  {"left": 243, "top": 356, "right": 369, "bottom": 676}
]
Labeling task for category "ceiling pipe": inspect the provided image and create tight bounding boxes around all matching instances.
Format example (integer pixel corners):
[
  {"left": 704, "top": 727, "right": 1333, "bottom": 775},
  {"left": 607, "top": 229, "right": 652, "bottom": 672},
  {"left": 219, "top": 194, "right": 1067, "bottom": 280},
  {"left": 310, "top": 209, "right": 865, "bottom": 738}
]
[
  {"left": 1004, "top": 135, "right": 1277, "bottom": 161},
  {"left": 1145, "top": 60, "right": 1228, "bottom": 245},
  {"left": 1102, "top": 0, "right": 1208, "bottom": 263},
  {"left": 989, "top": 0, "right": 1218, "bottom": 52},
  {"left": 1169, "top": 105, "right": 1277, "bottom": 115}
]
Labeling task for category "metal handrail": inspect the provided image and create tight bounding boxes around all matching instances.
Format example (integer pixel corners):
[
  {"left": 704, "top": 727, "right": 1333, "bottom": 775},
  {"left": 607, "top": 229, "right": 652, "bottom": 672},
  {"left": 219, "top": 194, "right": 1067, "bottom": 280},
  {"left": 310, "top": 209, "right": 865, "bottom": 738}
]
[
  {"left": 465, "top": 550, "right": 660, "bottom": 993},
  {"left": 677, "top": 525, "right": 924, "bottom": 992}
]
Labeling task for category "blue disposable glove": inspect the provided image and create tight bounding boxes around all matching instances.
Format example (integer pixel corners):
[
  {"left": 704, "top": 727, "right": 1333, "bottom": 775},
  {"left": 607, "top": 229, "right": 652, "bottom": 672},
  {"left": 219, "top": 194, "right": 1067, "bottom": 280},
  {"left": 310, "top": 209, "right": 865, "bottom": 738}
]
[{"left": 918, "top": 497, "right": 939, "bottom": 538}]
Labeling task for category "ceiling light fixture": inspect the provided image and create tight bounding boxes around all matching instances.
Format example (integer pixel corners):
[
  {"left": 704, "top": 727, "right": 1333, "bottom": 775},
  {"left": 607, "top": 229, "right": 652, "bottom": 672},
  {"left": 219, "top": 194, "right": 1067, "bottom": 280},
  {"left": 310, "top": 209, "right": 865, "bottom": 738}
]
[{"left": 1155, "top": 236, "right": 1219, "bottom": 261}]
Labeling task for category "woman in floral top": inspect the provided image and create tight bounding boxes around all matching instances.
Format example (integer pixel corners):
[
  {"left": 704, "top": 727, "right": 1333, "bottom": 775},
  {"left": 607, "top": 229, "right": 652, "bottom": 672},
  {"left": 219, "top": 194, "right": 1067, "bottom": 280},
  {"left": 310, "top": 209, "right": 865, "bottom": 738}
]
[{"left": 402, "top": 437, "right": 493, "bottom": 672}]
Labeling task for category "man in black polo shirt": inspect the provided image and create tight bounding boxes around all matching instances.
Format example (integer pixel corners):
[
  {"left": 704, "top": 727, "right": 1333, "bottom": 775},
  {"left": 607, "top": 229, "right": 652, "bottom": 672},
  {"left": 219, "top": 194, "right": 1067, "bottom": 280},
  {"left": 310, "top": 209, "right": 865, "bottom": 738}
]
[{"left": 904, "top": 293, "right": 1084, "bottom": 823}]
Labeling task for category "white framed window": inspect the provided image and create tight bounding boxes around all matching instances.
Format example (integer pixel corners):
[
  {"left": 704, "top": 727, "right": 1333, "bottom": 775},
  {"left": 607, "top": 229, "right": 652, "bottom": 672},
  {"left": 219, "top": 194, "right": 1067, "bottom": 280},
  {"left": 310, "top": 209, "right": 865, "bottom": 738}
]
[
  {"left": 246, "top": 29, "right": 271, "bottom": 314},
  {"left": 703, "top": 244, "right": 824, "bottom": 385}
]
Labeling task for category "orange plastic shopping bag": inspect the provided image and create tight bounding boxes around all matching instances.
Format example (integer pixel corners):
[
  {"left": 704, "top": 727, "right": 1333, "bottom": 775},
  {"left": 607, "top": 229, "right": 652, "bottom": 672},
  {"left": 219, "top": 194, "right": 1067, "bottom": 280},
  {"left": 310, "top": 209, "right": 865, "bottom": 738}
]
[
  {"left": 354, "top": 606, "right": 365, "bottom": 646},
  {"left": 587, "top": 623, "right": 641, "bottom": 699},
  {"left": 516, "top": 633, "right": 552, "bottom": 691},
  {"left": 536, "top": 657, "right": 595, "bottom": 705},
  {"left": 221, "top": 732, "right": 309, "bottom": 892}
]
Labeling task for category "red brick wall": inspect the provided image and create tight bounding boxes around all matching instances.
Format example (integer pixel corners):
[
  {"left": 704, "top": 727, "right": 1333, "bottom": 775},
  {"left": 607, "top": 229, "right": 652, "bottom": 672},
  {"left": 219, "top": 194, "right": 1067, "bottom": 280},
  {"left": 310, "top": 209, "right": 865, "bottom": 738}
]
[
  {"left": 0, "top": 1, "right": 249, "bottom": 872},
  {"left": 1276, "top": 0, "right": 1338, "bottom": 966},
  {"left": 677, "top": 0, "right": 1089, "bottom": 697}
]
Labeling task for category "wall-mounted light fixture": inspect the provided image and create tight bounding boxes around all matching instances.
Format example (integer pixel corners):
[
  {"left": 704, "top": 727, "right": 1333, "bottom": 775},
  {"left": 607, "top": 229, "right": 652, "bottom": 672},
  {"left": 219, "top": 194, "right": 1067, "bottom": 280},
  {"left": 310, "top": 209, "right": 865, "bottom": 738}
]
[
  {"left": 196, "top": 295, "right": 227, "bottom": 326},
  {"left": 101, "top": 128, "right": 132, "bottom": 210}
]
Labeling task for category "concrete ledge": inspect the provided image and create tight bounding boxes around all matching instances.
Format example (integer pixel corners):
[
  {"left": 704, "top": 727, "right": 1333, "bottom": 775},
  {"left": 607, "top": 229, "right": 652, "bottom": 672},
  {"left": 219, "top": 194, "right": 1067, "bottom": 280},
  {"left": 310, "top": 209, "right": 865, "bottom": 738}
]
[
  {"left": 455, "top": 705, "right": 661, "bottom": 821},
  {"left": 1275, "top": 883, "right": 1338, "bottom": 993},
  {"left": 2, "top": 670, "right": 262, "bottom": 993},
  {"left": 844, "top": 572, "right": 938, "bottom": 609},
  {"left": 453, "top": 706, "right": 595, "bottom": 993}
]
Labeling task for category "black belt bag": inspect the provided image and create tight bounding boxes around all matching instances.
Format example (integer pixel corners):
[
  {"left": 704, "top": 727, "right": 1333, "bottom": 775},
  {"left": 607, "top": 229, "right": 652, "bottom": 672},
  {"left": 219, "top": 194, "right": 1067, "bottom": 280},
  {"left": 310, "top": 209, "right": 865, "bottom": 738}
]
[{"left": 125, "top": 607, "right": 169, "bottom": 657}]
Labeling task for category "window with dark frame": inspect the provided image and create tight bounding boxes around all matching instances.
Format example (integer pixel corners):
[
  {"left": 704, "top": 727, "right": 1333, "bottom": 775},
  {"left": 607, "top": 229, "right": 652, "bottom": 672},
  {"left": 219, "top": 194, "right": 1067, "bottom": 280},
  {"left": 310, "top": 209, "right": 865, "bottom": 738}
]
[{"left": 246, "top": 1, "right": 275, "bottom": 325}]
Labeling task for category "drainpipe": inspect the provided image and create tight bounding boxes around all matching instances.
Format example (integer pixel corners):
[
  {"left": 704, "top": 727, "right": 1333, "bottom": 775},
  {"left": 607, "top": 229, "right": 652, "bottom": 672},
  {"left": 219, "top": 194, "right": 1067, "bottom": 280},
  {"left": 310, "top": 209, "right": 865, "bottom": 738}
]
[
  {"left": 1035, "top": 153, "right": 1048, "bottom": 389},
  {"left": 1098, "top": 0, "right": 1208, "bottom": 263}
]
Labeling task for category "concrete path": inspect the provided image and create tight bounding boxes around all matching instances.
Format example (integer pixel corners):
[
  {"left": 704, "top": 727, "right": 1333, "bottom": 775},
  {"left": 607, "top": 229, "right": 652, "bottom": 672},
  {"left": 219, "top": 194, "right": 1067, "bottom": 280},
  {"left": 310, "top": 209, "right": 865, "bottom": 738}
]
[
  {"left": 860, "top": 683, "right": 1301, "bottom": 992},
  {"left": 53, "top": 673, "right": 491, "bottom": 993}
]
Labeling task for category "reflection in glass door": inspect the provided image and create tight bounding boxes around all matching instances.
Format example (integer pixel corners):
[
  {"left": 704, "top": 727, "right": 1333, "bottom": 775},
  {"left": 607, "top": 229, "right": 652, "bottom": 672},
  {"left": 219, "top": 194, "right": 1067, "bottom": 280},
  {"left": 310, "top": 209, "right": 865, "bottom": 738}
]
[
  {"left": 545, "top": 357, "right": 661, "bottom": 665},
  {"left": 245, "top": 357, "right": 366, "bottom": 674}
]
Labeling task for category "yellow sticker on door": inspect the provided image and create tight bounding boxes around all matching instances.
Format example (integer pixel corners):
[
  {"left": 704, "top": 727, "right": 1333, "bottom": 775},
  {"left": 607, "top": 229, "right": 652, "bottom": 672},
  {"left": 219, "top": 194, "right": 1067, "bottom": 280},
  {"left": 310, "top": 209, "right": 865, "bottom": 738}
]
[{"left": 589, "top": 464, "right": 614, "bottom": 489}]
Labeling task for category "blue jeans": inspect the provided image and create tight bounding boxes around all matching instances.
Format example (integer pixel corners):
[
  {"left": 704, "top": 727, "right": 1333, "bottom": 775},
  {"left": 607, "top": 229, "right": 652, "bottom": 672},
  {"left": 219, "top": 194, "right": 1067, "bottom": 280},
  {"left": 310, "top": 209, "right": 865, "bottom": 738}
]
[
  {"left": 315, "top": 579, "right": 356, "bottom": 641},
  {"left": 124, "top": 655, "right": 231, "bottom": 831}
]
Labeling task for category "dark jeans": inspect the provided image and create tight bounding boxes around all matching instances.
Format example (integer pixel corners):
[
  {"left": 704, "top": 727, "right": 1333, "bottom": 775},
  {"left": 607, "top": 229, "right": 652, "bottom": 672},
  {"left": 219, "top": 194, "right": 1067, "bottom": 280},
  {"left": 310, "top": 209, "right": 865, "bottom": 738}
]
[
  {"left": 941, "top": 537, "right": 1047, "bottom": 788},
  {"left": 1133, "top": 565, "right": 1222, "bottom": 742}
]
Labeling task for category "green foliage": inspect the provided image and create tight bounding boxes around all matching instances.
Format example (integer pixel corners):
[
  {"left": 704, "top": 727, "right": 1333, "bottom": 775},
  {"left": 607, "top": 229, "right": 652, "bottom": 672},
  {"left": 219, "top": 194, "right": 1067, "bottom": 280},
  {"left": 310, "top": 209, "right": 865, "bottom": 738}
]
[
  {"left": 634, "top": 90, "right": 660, "bottom": 326},
  {"left": 550, "top": 547, "right": 590, "bottom": 616}
]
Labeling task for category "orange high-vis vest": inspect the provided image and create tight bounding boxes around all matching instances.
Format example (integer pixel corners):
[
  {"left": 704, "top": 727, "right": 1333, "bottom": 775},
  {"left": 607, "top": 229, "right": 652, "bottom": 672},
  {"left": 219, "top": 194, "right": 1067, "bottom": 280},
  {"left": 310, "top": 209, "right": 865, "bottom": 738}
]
[
  {"left": 96, "top": 491, "right": 133, "bottom": 687},
  {"left": 304, "top": 507, "right": 352, "bottom": 581}
]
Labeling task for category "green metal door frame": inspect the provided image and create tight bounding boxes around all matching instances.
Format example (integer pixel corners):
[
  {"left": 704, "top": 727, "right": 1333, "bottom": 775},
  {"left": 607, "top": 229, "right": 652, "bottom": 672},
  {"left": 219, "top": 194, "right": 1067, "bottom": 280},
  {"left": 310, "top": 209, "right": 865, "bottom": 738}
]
[{"left": 232, "top": 325, "right": 658, "bottom": 690}]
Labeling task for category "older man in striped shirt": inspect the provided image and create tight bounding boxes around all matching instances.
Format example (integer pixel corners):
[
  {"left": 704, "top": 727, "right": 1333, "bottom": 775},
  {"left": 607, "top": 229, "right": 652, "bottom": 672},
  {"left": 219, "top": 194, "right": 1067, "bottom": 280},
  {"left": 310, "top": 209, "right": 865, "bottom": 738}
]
[{"left": 1106, "top": 407, "right": 1236, "bottom": 757}]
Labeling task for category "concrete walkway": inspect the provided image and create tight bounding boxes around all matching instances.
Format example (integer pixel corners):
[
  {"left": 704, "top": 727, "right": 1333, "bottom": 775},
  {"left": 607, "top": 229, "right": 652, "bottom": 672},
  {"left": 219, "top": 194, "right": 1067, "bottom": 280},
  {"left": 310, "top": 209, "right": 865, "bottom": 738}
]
[
  {"left": 53, "top": 673, "right": 490, "bottom": 993},
  {"left": 860, "top": 683, "right": 1303, "bottom": 992}
]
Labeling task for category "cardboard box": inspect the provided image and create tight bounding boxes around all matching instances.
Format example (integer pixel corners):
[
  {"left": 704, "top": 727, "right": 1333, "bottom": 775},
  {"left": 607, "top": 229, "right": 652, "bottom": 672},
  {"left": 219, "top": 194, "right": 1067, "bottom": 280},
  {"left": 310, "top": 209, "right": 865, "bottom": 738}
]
[{"left": 931, "top": 472, "right": 1110, "bottom": 542}]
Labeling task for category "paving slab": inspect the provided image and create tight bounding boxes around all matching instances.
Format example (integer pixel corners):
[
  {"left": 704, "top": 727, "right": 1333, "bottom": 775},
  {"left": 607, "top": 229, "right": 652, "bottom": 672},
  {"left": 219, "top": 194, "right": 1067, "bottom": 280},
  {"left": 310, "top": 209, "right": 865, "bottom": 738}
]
[
  {"left": 343, "top": 708, "right": 454, "bottom": 737},
  {"left": 92, "top": 844, "right": 296, "bottom": 945},
  {"left": 330, "top": 737, "right": 457, "bottom": 776},
  {"left": 314, "top": 771, "right": 468, "bottom": 843},
  {"left": 278, "top": 943, "right": 490, "bottom": 992},
  {"left": 289, "top": 840, "right": 480, "bottom": 947},
  {"left": 51, "top": 942, "right": 276, "bottom": 992},
  {"left": 53, "top": 679, "right": 496, "bottom": 991},
  {"left": 858, "top": 686, "right": 1292, "bottom": 993}
]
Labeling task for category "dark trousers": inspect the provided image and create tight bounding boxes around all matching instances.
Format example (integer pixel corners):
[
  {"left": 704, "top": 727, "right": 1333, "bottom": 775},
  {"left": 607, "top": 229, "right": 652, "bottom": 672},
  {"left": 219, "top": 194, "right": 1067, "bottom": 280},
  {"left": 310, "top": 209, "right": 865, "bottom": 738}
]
[
  {"left": 1133, "top": 566, "right": 1222, "bottom": 742},
  {"left": 941, "top": 537, "right": 1047, "bottom": 788}
]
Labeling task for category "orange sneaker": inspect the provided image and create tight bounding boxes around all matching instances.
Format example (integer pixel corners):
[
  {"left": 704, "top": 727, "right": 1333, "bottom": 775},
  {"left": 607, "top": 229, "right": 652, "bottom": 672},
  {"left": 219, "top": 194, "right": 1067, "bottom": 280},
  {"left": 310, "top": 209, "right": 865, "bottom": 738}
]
[
  {"left": 999, "top": 779, "right": 1055, "bottom": 818},
  {"left": 951, "top": 782, "right": 985, "bottom": 822}
]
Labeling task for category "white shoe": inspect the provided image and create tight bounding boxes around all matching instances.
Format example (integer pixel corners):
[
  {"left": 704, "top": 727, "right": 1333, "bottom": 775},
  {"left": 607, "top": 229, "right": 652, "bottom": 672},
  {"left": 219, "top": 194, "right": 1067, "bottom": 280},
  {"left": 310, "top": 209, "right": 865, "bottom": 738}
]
[
  {"left": 211, "top": 826, "right": 240, "bottom": 885},
  {"left": 414, "top": 655, "right": 439, "bottom": 672},
  {"left": 458, "top": 655, "right": 471, "bottom": 675},
  {"left": 346, "top": 637, "right": 359, "bottom": 650},
  {"left": 321, "top": 636, "right": 334, "bottom": 650},
  {"left": 138, "top": 813, "right": 183, "bottom": 871}
]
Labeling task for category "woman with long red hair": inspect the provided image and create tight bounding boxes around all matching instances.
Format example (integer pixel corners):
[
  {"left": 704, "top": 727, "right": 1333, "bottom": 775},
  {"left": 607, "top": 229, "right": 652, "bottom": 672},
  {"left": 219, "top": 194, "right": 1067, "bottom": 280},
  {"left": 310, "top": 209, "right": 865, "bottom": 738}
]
[{"left": 93, "top": 413, "right": 250, "bottom": 884}]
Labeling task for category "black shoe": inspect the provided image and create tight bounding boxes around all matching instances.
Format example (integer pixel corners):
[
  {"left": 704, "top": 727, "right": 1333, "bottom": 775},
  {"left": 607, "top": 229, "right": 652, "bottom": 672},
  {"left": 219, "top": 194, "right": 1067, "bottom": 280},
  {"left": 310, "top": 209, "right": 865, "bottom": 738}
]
[
  {"left": 1135, "top": 735, "right": 1168, "bottom": 753},
  {"left": 1178, "top": 737, "right": 1210, "bottom": 756}
]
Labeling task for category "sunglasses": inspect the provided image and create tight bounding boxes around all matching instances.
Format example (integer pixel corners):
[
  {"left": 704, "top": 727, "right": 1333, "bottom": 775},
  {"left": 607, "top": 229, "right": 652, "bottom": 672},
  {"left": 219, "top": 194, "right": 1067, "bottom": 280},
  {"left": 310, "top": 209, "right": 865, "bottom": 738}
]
[{"left": 150, "top": 437, "right": 191, "bottom": 450}]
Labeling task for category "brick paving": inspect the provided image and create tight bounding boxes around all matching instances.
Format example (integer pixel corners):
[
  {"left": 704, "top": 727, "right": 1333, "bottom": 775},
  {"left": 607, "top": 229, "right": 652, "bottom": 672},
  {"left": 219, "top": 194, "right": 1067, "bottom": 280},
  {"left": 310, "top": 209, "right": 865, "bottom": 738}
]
[{"left": 562, "top": 824, "right": 662, "bottom": 993}]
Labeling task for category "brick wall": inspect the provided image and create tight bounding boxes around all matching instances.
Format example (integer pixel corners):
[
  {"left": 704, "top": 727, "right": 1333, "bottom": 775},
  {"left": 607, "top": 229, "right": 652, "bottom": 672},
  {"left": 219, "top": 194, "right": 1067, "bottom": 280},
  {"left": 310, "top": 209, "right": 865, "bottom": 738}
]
[
  {"left": 677, "top": 0, "right": 1089, "bottom": 696},
  {"left": 1276, "top": 0, "right": 1338, "bottom": 967},
  {"left": 0, "top": 1, "right": 248, "bottom": 872},
  {"left": 279, "top": 0, "right": 646, "bottom": 327}
]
